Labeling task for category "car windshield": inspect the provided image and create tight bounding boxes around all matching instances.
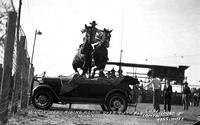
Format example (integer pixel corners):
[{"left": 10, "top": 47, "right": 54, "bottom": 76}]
[{"left": 58, "top": 73, "right": 79, "bottom": 79}]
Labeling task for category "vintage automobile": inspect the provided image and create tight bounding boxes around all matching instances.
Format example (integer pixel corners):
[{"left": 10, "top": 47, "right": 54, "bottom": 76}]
[{"left": 31, "top": 73, "right": 139, "bottom": 112}]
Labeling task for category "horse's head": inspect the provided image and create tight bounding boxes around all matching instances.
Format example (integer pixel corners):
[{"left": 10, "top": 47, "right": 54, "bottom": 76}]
[
  {"left": 101, "top": 28, "right": 112, "bottom": 48},
  {"left": 83, "top": 24, "right": 92, "bottom": 44},
  {"left": 83, "top": 24, "right": 99, "bottom": 44}
]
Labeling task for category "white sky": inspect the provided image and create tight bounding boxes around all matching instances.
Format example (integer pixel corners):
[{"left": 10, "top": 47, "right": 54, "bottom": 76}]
[{"left": 13, "top": 0, "right": 200, "bottom": 85}]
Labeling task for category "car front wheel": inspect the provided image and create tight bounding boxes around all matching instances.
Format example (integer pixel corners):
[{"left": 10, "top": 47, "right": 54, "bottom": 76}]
[
  {"left": 32, "top": 89, "right": 53, "bottom": 110},
  {"left": 107, "top": 93, "right": 128, "bottom": 112}
]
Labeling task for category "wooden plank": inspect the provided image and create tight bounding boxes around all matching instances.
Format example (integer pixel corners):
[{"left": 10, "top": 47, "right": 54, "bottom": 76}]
[{"left": 20, "top": 55, "right": 30, "bottom": 109}]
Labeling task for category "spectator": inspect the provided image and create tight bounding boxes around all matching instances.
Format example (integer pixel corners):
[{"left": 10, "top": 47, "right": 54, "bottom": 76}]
[
  {"left": 106, "top": 71, "right": 111, "bottom": 78},
  {"left": 145, "top": 75, "right": 161, "bottom": 112},
  {"left": 163, "top": 80, "right": 173, "bottom": 112},
  {"left": 110, "top": 68, "right": 116, "bottom": 78},
  {"left": 182, "top": 81, "right": 191, "bottom": 110},
  {"left": 193, "top": 93, "right": 199, "bottom": 106}
]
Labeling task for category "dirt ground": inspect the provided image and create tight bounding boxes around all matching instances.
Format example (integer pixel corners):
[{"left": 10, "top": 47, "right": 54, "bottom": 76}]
[{"left": 8, "top": 103, "right": 200, "bottom": 125}]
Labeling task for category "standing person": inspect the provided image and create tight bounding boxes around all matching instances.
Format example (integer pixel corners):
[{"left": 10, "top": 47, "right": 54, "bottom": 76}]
[
  {"left": 182, "top": 81, "right": 191, "bottom": 110},
  {"left": 163, "top": 80, "right": 173, "bottom": 112},
  {"left": 81, "top": 21, "right": 100, "bottom": 44},
  {"left": 145, "top": 75, "right": 161, "bottom": 112},
  {"left": 110, "top": 68, "right": 116, "bottom": 78},
  {"left": 193, "top": 93, "right": 199, "bottom": 106}
]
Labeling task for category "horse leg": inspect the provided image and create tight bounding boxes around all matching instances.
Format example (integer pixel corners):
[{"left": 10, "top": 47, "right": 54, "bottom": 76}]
[
  {"left": 80, "top": 65, "right": 88, "bottom": 77},
  {"left": 81, "top": 55, "right": 92, "bottom": 77},
  {"left": 72, "top": 64, "right": 79, "bottom": 74},
  {"left": 88, "top": 60, "right": 93, "bottom": 77},
  {"left": 99, "top": 69, "right": 106, "bottom": 77},
  {"left": 92, "top": 67, "right": 97, "bottom": 77},
  {"left": 69, "top": 103, "right": 72, "bottom": 109},
  {"left": 88, "top": 67, "right": 92, "bottom": 78}
]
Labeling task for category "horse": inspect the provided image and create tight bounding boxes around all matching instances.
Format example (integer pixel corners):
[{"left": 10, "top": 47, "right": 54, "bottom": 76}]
[
  {"left": 72, "top": 24, "right": 98, "bottom": 77},
  {"left": 91, "top": 28, "right": 112, "bottom": 77},
  {"left": 72, "top": 44, "right": 84, "bottom": 73}
]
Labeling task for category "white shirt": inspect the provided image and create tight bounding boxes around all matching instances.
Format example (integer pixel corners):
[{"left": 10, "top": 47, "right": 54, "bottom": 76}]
[{"left": 150, "top": 78, "right": 161, "bottom": 91}]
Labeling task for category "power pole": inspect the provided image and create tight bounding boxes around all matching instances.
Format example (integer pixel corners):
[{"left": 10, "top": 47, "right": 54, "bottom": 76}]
[
  {"left": 17, "top": 0, "right": 22, "bottom": 42},
  {"left": 119, "top": 9, "right": 124, "bottom": 77}
]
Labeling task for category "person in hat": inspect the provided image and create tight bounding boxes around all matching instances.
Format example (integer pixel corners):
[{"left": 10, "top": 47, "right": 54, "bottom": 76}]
[
  {"left": 89, "top": 20, "right": 101, "bottom": 44},
  {"left": 81, "top": 20, "right": 98, "bottom": 34},
  {"left": 81, "top": 21, "right": 100, "bottom": 45},
  {"left": 90, "top": 20, "right": 98, "bottom": 27},
  {"left": 110, "top": 67, "right": 116, "bottom": 78},
  {"left": 182, "top": 81, "right": 191, "bottom": 110}
]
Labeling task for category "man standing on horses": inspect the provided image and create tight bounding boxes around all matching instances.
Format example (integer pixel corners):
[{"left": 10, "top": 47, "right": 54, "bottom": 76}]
[
  {"left": 79, "top": 21, "right": 100, "bottom": 77},
  {"left": 90, "top": 21, "right": 100, "bottom": 44},
  {"left": 75, "top": 21, "right": 110, "bottom": 77},
  {"left": 81, "top": 21, "right": 101, "bottom": 44}
]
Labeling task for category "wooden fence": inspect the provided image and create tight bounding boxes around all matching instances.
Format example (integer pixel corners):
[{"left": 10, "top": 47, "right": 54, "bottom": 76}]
[{"left": 0, "top": 11, "right": 34, "bottom": 124}]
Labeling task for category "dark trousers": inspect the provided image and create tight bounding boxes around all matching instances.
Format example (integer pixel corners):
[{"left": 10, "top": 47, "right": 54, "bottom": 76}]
[
  {"left": 164, "top": 97, "right": 171, "bottom": 112},
  {"left": 153, "top": 89, "right": 161, "bottom": 112},
  {"left": 183, "top": 94, "right": 189, "bottom": 110}
]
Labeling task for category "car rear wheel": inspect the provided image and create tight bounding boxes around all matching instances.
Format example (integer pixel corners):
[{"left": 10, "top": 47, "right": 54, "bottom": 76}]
[
  {"left": 32, "top": 89, "right": 53, "bottom": 110},
  {"left": 107, "top": 93, "right": 128, "bottom": 112}
]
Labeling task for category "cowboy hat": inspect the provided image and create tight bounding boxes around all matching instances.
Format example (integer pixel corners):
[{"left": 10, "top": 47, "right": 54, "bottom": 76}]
[{"left": 90, "top": 21, "right": 98, "bottom": 26}]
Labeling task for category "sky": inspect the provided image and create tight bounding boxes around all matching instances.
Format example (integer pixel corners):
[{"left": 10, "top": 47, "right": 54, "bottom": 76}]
[{"left": 12, "top": 0, "right": 200, "bottom": 86}]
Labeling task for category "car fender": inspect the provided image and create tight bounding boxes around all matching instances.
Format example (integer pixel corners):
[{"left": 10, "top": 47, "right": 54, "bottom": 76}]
[
  {"left": 32, "top": 84, "right": 60, "bottom": 101},
  {"left": 104, "top": 89, "right": 129, "bottom": 103}
]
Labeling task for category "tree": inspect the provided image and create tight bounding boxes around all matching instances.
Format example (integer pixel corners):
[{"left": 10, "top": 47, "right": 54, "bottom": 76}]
[{"left": 0, "top": 0, "right": 13, "bottom": 45}]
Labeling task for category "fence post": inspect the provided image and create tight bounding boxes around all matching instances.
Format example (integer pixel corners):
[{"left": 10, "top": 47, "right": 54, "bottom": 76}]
[
  {"left": 11, "top": 36, "right": 26, "bottom": 114},
  {"left": 0, "top": 11, "right": 17, "bottom": 124},
  {"left": 0, "top": 66, "right": 3, "bottom": 83},
  {"left": 21, "top": 56, "right": 30, "bottom": 109}
]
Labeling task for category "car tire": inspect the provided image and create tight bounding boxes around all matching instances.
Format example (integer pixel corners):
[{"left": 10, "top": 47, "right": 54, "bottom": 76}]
[
  {"left": 100, "top": 104, "right": 109, "bottom": 111},
  {"left": 32, "top": 89, "right": 53, "bottom": 110},
  {"left": 106, "top": 93, "right": 128, "bottom": 112}
]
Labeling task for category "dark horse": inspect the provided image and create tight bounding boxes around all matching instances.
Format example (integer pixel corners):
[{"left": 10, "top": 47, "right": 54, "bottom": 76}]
[
  {"left": 92, "top": 28, "right": 112, "bottom": 77},
  {"left": 72, "top": 24, "right": 98, "bottom": 77}
]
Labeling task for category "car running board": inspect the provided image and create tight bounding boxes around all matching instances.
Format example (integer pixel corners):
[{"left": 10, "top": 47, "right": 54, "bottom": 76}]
[{"left": 59, "top": 97, "right": 104, "bottom": 104}]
